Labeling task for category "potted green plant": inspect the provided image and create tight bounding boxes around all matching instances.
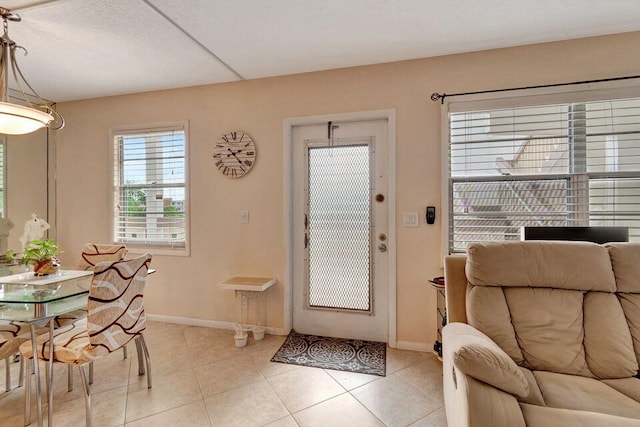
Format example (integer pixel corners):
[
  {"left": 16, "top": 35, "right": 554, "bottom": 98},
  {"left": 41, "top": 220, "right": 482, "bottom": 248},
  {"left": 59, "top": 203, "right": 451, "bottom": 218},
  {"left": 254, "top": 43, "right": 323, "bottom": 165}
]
[{"left": 22, "top": 238, "right": 63, "bottom": 276}]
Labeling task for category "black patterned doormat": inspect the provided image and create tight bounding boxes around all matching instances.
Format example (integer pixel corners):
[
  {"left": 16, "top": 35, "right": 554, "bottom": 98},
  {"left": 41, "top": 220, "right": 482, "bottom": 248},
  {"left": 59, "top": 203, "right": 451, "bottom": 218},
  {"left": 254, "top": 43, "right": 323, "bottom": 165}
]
[{"left": 270, "top": 330, "right": 386, "bottom": 376}]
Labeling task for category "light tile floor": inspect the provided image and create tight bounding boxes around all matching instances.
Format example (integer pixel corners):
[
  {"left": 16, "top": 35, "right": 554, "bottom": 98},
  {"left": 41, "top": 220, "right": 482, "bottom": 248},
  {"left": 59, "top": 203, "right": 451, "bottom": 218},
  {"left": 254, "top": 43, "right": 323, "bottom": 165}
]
[{"left": 0, "top": 321, "right": 447, "bottom": 426}]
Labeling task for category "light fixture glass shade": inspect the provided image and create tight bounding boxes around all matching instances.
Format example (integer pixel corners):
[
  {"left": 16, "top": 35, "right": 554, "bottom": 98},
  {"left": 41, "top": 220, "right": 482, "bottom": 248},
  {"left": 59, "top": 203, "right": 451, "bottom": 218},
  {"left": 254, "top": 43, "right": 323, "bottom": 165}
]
[
  {"left": 0, "top": 101, "right": 53, "bottom": 134},
  {"left": 0, "top": 8, "right": 63, "bottom": 135}
]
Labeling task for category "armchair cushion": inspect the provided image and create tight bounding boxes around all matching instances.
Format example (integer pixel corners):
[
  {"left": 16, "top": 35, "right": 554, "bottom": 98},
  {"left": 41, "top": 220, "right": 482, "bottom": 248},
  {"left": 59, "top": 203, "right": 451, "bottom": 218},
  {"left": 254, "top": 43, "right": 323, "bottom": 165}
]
[
  {"left": 519, "top": 403, "right": 640, "bottom": 427},
  {"left": 602, "top": 378, "right": 640, "bottom": 403},
  {"left": 445, "top": 322, "right": 529, "bottom": 398},
  {"left": 533, "top": 371, "right": 640, "bottom": 419}
]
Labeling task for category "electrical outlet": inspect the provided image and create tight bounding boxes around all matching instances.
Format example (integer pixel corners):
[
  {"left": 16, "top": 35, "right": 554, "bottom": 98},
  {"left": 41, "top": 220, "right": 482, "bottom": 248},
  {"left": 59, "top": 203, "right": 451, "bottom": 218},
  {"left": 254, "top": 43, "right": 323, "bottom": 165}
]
[{"left": 240, "top": 210, "right": 249, "bottom": 224}]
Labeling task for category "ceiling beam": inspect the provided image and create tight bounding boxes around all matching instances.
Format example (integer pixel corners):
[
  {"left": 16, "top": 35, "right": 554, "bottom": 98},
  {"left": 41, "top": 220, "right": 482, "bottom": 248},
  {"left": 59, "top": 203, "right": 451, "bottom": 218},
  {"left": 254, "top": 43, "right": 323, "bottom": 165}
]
[{"left": 141, "top": 0, "right": 245, "bottom": 81}]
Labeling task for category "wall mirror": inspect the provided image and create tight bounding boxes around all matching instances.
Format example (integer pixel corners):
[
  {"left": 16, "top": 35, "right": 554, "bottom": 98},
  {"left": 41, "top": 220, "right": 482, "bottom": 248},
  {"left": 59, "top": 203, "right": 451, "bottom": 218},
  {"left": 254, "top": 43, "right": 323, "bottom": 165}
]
[{"left": 3, "top": 127, "right": 56, "bottom": 254}]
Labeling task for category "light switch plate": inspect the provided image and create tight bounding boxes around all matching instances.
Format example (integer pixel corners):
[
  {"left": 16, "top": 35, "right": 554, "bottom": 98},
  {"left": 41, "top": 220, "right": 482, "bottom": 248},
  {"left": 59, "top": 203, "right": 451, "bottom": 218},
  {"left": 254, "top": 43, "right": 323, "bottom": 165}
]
[
  {"left": 402, "top": 212, "right": 419, "bottom": 227},
  {"left": 240, "top": 210, "right": 249, "bottom": 224}
]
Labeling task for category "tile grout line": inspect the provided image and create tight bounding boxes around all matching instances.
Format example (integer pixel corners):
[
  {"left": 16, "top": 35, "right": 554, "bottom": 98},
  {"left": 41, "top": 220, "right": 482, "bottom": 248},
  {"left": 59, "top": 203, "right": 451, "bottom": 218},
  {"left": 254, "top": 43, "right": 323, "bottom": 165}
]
[{"left": 183, "top": 328, "right": 216, "bottom": 427}]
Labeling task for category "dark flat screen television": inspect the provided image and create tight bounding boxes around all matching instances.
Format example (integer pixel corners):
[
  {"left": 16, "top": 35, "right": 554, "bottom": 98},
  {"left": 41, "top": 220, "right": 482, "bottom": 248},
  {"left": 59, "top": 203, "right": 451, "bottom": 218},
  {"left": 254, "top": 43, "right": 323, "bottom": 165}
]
[{"left": 521, "top": 226, "right": 629, "bottom": 244}]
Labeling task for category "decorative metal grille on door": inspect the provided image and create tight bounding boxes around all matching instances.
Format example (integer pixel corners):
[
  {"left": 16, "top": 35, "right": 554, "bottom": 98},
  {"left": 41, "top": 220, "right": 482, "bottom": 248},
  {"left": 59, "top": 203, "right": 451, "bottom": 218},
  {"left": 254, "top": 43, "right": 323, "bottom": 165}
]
[{"left": 305, "top": 142, "right": 373, "bottom": 312}]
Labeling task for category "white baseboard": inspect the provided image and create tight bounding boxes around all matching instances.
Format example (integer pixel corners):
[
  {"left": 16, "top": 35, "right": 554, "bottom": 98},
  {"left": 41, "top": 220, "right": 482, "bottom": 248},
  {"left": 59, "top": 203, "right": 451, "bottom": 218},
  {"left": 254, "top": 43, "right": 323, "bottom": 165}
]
[
  {"left": 395, "top": 340, "right": 432, "bottom": 352},
  {"left": 146, "top": 314, "right": 430, "bottom": 350},
  {"left": 146, "top": 313, "right": 290, "bottom": 336}
]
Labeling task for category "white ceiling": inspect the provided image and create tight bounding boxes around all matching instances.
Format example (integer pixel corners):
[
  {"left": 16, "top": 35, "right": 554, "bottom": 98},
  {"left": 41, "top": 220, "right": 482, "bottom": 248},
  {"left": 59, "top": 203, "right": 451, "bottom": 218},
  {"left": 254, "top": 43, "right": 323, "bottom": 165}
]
[{"left": 3, "top": 0, "right": 640, "bottom": 102}]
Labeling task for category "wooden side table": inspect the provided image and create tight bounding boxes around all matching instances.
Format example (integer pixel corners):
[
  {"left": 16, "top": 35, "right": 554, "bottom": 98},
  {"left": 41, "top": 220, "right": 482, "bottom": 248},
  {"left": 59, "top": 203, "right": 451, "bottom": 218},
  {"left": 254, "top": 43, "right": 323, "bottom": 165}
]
[{"left": 218, "top": 277, "right": 276, "bottom": 346}]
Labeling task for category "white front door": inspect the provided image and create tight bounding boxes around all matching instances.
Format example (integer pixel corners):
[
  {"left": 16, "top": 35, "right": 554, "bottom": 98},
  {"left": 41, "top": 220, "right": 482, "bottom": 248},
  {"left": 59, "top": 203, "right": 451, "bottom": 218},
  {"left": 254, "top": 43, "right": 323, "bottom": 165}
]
[{"left": 292, "top": 119, "right": 389, "bottom": 342}]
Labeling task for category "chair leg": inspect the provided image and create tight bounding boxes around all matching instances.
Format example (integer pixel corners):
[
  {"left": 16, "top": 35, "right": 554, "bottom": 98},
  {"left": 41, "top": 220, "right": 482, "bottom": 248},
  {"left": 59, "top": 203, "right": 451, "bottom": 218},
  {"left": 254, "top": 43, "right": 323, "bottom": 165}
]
[
  {"left": 5, "top": 357, "right": 10, "bottom": 391},
  {"left": 24, "top": 358, "right": 31, "bottom": 426},
  {"left": 79, "top": 365, "right": 93, "bottom": 427},
  {"left": 135, "top": 337, "right": 145, "bottom": 376},
  {"left": 18, "top": 354, "right": 24, "bottom": 387},
  {"left": 45, "top": 359, "right": 53, "bottom": 426},
  {"left": 138, "top": 335, "right": 152, "bottom": 389},
  {"left": 67, "top": 364, "right": 73, "bottom": 392}
]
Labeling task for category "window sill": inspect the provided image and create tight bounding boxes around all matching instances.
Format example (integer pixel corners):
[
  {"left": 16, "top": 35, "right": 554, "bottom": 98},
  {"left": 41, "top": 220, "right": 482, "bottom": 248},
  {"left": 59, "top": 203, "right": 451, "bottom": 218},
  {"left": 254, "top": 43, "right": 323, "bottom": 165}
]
[{"left": 123, "top": 245, "right": 190, "bottom": 257}]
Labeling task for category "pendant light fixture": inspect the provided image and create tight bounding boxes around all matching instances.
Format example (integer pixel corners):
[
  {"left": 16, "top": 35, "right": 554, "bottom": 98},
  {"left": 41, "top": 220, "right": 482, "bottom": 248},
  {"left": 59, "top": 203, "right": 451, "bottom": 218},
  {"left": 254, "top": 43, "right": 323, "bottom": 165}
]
[{"left": 0, "top": 7, "right": 63, "bottom": 135}]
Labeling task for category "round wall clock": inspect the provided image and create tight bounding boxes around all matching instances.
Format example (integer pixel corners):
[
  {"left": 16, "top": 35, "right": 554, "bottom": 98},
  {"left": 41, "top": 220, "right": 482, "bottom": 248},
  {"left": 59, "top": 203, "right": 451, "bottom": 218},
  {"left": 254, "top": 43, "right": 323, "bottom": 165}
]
[{"left": 213, "top": 131, "right": 256, "bottom": 178}]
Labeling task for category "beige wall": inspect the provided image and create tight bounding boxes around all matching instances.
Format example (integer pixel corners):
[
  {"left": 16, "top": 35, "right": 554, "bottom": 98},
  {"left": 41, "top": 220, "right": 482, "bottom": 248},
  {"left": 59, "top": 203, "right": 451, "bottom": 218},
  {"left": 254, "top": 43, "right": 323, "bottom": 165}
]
[{"left": 53, "top": 31, "right": 640, "bottom": 349}]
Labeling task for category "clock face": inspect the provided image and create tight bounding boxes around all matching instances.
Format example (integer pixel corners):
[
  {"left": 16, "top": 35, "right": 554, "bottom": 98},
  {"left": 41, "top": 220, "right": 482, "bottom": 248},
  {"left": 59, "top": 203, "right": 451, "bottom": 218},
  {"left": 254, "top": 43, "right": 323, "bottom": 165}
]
[{"left": 213, "top": 131, "right": 256, "bottom": 178}]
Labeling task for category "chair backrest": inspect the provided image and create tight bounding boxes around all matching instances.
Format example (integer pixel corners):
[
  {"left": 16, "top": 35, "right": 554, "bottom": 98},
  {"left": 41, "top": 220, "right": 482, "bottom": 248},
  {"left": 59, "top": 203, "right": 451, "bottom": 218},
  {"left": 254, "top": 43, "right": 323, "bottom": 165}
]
[
  {"left": 78, "top": 243, "right": 127, "bottom": 271},
  {"left": 86, "top": 254, "right": 151, "bottom": 355}
]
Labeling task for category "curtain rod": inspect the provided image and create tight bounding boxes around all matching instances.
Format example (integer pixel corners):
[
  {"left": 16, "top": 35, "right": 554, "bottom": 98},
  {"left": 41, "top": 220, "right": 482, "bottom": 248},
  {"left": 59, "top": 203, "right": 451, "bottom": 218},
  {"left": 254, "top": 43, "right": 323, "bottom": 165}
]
[{"left": 430, "top": 75, "right": 640, "bottom": 104}]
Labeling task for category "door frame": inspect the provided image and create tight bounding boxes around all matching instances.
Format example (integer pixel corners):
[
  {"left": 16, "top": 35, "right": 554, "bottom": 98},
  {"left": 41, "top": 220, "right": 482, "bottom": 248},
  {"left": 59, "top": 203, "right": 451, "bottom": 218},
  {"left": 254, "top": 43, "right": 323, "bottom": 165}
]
[{"left": 283, "top": 109, "right": 397, "bottom": 347}]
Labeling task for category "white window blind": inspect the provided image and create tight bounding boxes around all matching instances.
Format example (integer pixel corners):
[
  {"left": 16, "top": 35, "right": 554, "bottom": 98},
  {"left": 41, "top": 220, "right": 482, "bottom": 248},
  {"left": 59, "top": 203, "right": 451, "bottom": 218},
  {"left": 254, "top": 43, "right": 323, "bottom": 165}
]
[
  {"left": 113, "top": 126, "right": 187, "bottom": 249},
  {"left": 447, "top": 97, "right": 640, "bottom": 253}
]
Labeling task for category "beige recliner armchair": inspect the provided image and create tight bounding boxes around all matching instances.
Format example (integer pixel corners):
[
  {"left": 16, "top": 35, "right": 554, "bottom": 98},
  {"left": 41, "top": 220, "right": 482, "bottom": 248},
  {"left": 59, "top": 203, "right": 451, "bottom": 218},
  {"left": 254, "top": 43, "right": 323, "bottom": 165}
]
[{"left": 443, "top": 241, "right": 640, "bottom": 427}]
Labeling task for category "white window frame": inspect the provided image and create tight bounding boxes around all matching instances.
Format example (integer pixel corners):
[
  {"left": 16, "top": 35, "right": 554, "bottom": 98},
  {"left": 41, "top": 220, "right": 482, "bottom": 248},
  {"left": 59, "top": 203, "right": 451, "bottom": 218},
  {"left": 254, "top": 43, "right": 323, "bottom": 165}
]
[
  {"left": 111, "top": 121, "right": 190, "bottom": 256},
  {"left": 441, "top": 79, "right": 640, "bottom": 257}
]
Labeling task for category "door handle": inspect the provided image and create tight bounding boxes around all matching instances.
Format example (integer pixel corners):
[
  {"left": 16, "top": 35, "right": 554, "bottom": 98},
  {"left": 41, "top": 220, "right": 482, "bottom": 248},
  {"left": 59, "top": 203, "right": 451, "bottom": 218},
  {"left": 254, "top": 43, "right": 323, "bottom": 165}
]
[{"left": 378, "top": 243, "right": 387, "bottom": 253}]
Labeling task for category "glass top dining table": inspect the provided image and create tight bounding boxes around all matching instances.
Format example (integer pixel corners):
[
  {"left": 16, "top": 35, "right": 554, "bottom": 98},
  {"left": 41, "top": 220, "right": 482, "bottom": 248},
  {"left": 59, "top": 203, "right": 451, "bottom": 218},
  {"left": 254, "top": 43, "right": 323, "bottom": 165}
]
[
  {"left": 0, "top": 268, "right": 93, "bottom": 321},
  {"left": 0, "top": 265, "right": 94, "bottom": 427}
]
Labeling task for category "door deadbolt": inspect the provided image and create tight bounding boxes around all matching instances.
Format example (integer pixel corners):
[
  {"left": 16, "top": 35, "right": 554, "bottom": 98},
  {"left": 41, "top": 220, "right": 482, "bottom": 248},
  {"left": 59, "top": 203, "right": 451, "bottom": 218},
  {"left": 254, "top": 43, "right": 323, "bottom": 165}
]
[{"left": 378, "top": 243, "right": 387, "bottom": 252}]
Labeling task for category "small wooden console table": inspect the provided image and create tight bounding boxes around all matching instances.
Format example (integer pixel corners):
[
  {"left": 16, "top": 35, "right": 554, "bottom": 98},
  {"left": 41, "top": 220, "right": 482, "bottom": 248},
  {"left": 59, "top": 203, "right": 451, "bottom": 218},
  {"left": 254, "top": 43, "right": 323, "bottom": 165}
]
[{"left": 218, "top": 277, "right": 276, "bottom": 345}]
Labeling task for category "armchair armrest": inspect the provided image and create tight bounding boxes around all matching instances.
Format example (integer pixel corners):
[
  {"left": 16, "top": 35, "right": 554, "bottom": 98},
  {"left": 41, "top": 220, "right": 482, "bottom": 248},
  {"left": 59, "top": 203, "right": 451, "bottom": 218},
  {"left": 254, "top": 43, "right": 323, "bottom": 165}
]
[
  {"left": 444, "top": 322, "right": 529, "bottom": 398},
  {"left": 443, "top": 322, "right": 528, "bottom": 427}
]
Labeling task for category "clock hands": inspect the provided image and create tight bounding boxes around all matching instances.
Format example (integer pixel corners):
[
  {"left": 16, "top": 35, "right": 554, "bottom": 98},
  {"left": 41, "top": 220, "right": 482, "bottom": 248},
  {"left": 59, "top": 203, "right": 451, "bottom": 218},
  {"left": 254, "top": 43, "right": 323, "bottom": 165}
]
[
  {"left": 226, "top": 148, "right": 244, "bottom": 156},
  {"left": 227, "top": 148, "right": 246, "bottom": 172}
]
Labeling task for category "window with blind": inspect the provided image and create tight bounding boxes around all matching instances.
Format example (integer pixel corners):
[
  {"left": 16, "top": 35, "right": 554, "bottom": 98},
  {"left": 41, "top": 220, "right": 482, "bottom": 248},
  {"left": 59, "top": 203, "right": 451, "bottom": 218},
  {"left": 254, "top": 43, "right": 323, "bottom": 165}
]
[
  {"left": 113, "top": 125, "right": 187, "bottom": 251},
  {"left": 446, "top": 95, "right": 640, "bottom": 253}
]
